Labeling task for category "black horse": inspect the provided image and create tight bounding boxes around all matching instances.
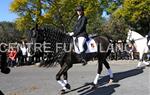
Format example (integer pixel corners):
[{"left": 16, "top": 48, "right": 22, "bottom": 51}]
[{"left": 35, "top": 27, "right": 113, "bottom": 94}]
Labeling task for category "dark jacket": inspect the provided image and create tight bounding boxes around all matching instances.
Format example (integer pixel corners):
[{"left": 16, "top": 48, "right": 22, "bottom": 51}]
[{"left": 73, "top": 16, "right": 88, "bottom": 37}]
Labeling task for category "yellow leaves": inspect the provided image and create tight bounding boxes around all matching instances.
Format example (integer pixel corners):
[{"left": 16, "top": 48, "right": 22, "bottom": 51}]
[
  {"left": 9, "top": 0, "right": 106, "bottom": 32},
  {"left": 15, "top": 16, "right": 32, "bottom": 31},
  {"left": 38, "top": 16, "right": 44, "bottom": 25},
  {"left": 15, "top": 17, "right": 27, "bottom": 31},
  {"left": 10, "top": 0, "right": 28, "bottom": 12},
  {"left": 32, "top": 10, "right": 40, "bottom": 16},
  {"left": 131, "top": 11, "right": 141, "bottom": 22},
  {"left": 112, "top": 8, "right": 122, "bottom": 19},
  {"left": 113, "top": 0, "right": 150, "bottom": 35}
]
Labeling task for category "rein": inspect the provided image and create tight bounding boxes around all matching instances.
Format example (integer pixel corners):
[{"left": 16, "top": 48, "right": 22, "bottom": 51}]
[{"left": 132, "top": 37, "right": 146, "bottom": 41}]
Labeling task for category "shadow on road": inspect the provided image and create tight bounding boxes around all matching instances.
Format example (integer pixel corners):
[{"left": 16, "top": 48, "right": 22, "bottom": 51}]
[
  {"left": 79, "top": 84, "right": 120, "bottom": 95},
  {"left": 112, "top": 66, "right": 145, "bottom": 83},
  {"left": 64, "top": 67, "right": 145, "bottom": 95}
]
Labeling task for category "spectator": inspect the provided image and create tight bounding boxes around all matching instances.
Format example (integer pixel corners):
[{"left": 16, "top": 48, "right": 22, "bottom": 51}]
[
  {"left": 128, "top": 43, "right": 136, "bottom": 60},
  {"left": 20, "top": 41, "right": 27, "bottom": 65},
  {"left": 7, "top": 47, "right": 17, "bottom": 67},
  {"left": 116, "top": 40, "right": 123, "bottom": 60},
  {"left": 16, "top": 42, "right": 23, "bottom": 66},
  {"left": 27, "top": 46, "right": 34, "bottom": 65}
]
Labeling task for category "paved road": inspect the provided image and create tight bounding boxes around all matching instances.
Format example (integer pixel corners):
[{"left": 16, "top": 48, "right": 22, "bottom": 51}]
[{"left": 0, "top": 60, "right": 150, "bottom": 95}]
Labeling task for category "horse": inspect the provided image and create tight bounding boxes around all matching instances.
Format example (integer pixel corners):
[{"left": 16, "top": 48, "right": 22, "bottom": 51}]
[
  {"left": 126, "top": 29, "right": 150, "bottom": 67},
  {"left": 35, "top": 27, "right": 114, "bottom": 94}
]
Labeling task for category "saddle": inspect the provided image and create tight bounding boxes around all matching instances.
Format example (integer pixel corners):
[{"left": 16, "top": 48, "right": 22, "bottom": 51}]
[{"left": 73, "top": 37, "right": 97, "bottom": 54}]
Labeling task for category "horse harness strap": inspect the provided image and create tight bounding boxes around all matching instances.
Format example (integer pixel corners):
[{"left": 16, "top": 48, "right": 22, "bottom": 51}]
[{"left": 133, "top": 37, "right": 146, "bottom": 41}]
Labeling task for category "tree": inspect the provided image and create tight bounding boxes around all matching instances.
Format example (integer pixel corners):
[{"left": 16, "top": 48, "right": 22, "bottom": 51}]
[
  {"left": 45, "top": 0, "right": 104, "bottom": 33},
  {"left": 10, "top": 0, "right": 50, "bottom": 31},
  {"left": 0, "top": 22, "right": 24, "bottom": 43},
  {"left": 113, "top": 0, "right": 150, "bottom": 35},
  {"left": 100, "top": 16, "right": 128, "bottom": 40},
  {"left": 106, "top": 0, "right": 124, "bottom": 14},
  {"left": 10, "top": 0, "right": 117, "bottom": 33}
]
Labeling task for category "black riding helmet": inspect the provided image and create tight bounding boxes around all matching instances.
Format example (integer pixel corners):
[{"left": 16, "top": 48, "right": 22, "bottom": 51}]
[{"left": 76, "top": 5, "right": 84, "bottom": 11}]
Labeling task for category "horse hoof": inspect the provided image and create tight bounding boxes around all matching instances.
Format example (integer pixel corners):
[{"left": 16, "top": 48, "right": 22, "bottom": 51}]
[
  {"left": 108, "top": 79, "right": 113, "bottom": 85},
  {"left": 91, "top": 83, "right": 98, "bottom": 89},
  {"left": 136, "top": 66, "right": 141, "bottom": 69},
  {"left": 146, "top": 64, "right": 150, "bottom": 67},
  {"left": 60, "top": 89, "right": 65, "bottom": 95},
  {"left": 65, "top": 84, "right": 71, "bottom": 90},
  {"left": 84, "top": 82, "right": 91, "bottom": 86}
]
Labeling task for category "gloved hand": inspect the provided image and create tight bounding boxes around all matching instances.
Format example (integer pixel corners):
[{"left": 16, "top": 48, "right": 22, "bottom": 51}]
[
  {"left": 145, "top": 35, "right": 148, "bottom": 37},
  {"left": 68, "top": 32, "right": 74, "bottom": 36}
]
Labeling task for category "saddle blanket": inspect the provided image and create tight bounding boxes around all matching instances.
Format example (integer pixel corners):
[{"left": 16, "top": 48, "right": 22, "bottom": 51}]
[
  {"left": 73, "top": 37, "right": 97, "bottom": 54},
  {"left": 148, "top": 40, "right": 150, "bottom": 45}
]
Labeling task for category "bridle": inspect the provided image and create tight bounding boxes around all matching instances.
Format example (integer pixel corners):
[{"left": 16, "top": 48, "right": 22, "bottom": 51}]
[{"left": 126, "top": 31, "right": 133, "bottom": 43}]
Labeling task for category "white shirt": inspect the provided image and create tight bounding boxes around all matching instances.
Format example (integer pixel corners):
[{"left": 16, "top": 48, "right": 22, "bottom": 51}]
[
  {"left": 21, "top": 46, "right": 27, "bottom": 56},
  {"left": 78, "top": 16, "right": 81, "bottom": 20}
]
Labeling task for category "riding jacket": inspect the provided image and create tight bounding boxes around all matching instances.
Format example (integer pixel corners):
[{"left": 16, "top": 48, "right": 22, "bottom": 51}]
[{"left": 73, "top": 15, "right": 88, "bottom": 38}]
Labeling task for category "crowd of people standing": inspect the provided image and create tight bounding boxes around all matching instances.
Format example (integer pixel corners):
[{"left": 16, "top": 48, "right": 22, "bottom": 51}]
[{"left": 1, "top": 41, "right": 42, "bottom": 68}]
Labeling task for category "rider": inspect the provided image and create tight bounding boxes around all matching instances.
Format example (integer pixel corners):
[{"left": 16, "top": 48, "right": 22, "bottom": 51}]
[{"left": 73, "top": 5, "right": 88, "bottom": 65}]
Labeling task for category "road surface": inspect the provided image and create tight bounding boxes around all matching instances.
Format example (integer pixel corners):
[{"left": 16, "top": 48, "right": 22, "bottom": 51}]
[{"left": 0, "top": 60, "right": 150, "bottom": 95}]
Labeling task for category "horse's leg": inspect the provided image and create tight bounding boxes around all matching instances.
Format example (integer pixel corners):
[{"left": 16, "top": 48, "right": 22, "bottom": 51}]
[
  {"left": 103, "top": 59, "right": 113, "bottom": 84},
  {"left": 56, "top": 63, "right": 72, "bottom": 93},
  {"left": 56, "top": 64, "right": 67, "bottom": 90},
  {"left": 62, "top": 71, "right": 68, "bottom": 84},
  {"left": 137, "top": 52, "right": 150, "bottom": 68},
  {"left": 143, "top": 60, "right": 150, "bottom": 66},
  {"left": 60, "top": 62, "right": 71, "bottom": 90},
  {"left": 142, "top": 53, "right": 150, "bottom": 66},
  {"left": 93, "top": 57, "right": 103, "bottom": 88},
  {"left": 58, "top": 54, "right": 72, "bottom": 89},
  {"left": 137, "top": 52, "right": 150, "bottom": 67},
  {"left": 137, "top": 52, "right": 143, "bottom": 67},
  {"left": 62, "top": 71, "right": 71, "bottom": 90}
]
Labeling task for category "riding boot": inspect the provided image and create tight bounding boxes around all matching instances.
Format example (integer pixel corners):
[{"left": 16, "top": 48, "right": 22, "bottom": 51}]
[{"left": 80, "top": 52, "right": 87, "bottom": 66}]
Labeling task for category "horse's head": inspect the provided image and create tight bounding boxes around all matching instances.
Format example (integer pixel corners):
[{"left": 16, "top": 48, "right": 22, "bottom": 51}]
[
  {"left": 126, "top": 29, "right": 133, "bottom": 43},
  {"left": 126, "top": 29, "right": 144, "bottom": 44}
]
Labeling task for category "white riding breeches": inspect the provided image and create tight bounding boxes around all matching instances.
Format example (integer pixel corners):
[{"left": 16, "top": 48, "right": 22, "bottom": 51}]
[{"left": 77, "top": 37, "right": 86, "bottom": 53}]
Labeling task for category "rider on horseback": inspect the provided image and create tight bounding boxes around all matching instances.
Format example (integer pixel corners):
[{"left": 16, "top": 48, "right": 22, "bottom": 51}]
[{"left": 73, "top": 5, "right": 88, "bottom": 66}]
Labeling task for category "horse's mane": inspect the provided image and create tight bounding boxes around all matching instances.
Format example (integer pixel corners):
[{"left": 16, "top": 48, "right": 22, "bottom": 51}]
[
  {"left": 39, "top": 26, "right": 72, "bottom": 66},
  {"left": 130, "top": 30, "right": 144, "bottom": 38},
  {"left": 43, "top": 27, "right": 72, "bottom": 43}
]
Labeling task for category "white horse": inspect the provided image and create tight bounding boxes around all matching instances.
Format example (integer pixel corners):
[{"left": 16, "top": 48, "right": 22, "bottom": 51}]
[{"left": 126, "top": 29, "right": 150, "bottom": 67}]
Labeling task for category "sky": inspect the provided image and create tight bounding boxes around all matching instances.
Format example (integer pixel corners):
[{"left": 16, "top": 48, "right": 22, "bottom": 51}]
[
  {"left": 102, "top": 11, "right": 109, "bottom": 19},
  {"left": 0, "top": 0, "right": 18, "bottom": 22}
]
